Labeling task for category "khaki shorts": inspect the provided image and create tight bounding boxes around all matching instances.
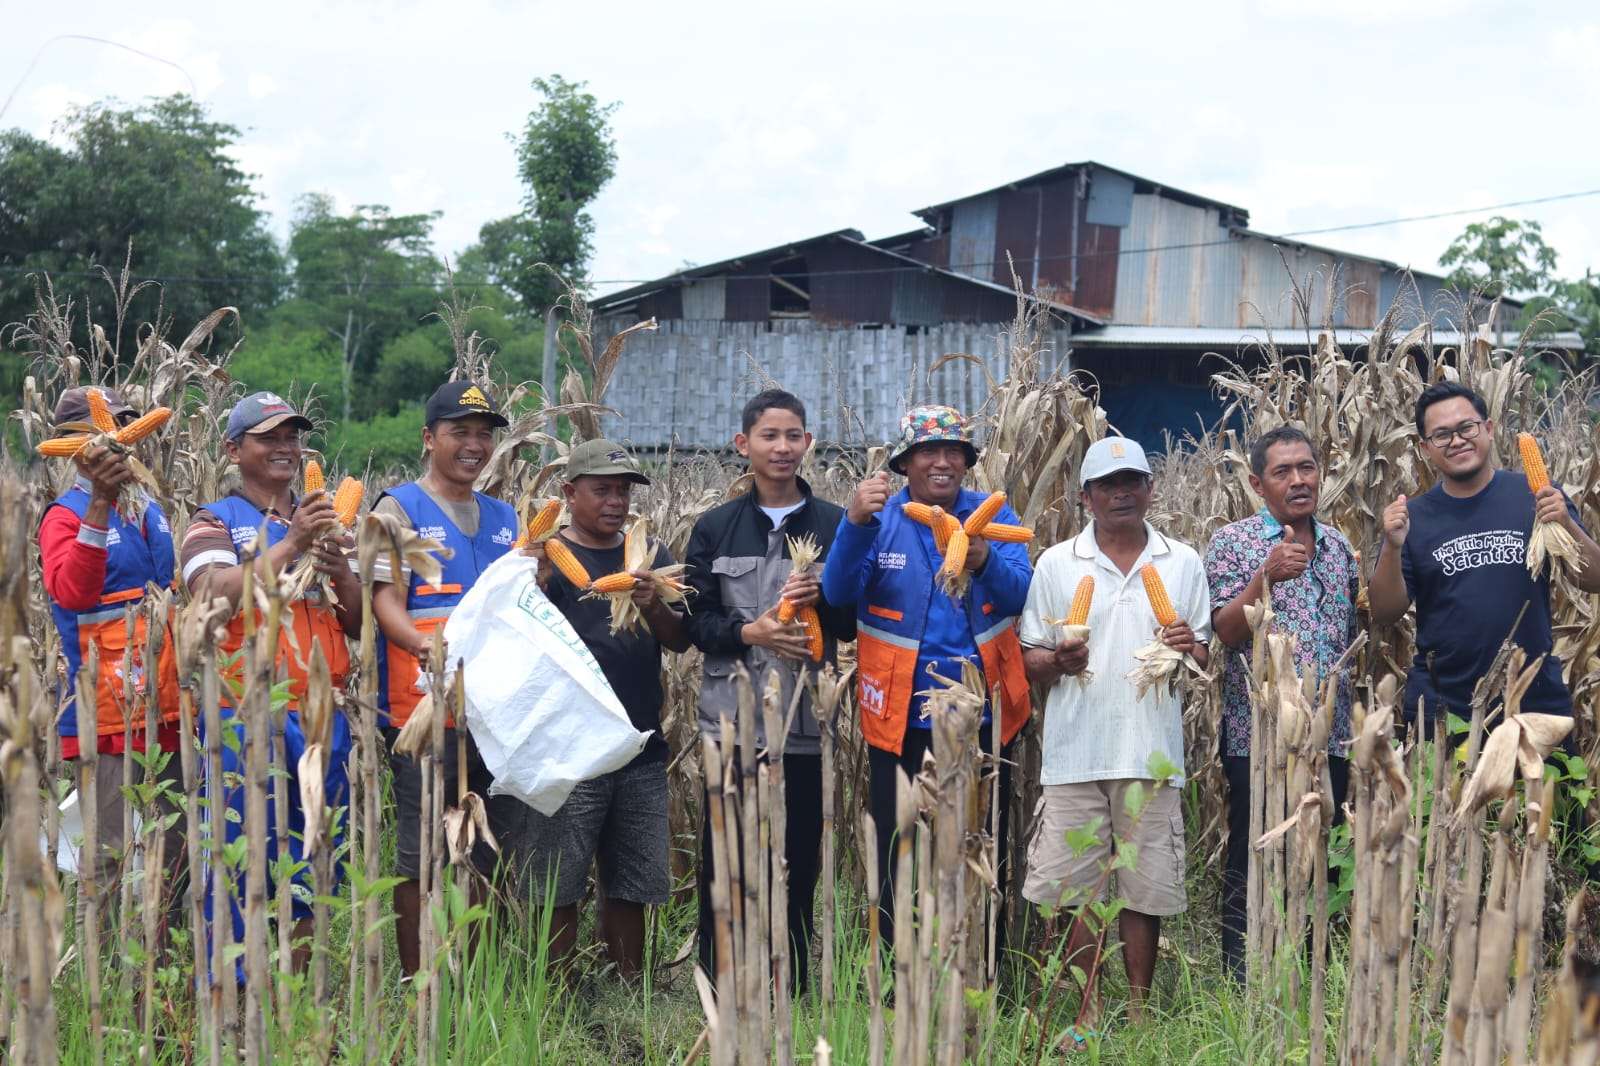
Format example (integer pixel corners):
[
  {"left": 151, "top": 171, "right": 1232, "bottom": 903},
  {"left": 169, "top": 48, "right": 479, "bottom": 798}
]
[{"left": 1022, "top": 778, "right": 1186, "bottom": 917}]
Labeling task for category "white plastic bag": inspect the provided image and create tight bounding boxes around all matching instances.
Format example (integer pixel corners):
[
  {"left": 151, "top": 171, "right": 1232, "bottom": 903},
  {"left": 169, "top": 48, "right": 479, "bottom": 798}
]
[
  {"left": 42, "top": 788, "right": 142, "bottom": 878},
  {"left": 444, "top": 551, "right": 648, "bottom": 815}
]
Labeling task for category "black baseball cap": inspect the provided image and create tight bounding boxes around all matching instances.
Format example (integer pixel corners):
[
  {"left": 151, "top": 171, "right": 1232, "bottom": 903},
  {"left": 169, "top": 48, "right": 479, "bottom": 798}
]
[{"left": 424, "top": 380, "right": 509, "bottom": 429}]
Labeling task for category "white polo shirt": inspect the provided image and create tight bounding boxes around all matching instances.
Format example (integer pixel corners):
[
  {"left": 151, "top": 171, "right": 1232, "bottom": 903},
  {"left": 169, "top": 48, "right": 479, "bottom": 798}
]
[{"left": 1019, "top": 521, "right": 1211, "bottom": 786}]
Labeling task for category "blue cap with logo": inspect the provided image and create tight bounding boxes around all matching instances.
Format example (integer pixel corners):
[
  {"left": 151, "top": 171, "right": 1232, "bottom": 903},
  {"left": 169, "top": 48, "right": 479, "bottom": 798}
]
[{"left": 225, "top": 392, "right": 314, "bottom": 442}]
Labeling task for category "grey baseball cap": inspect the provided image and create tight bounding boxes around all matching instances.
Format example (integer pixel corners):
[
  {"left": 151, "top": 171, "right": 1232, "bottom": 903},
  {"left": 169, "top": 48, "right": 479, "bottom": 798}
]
[
  {"left": 1080, "top": 436, "right": 1152, "bottom": 485},
  {"left": 564, "top": 438, "right": 650, "bottom": 485},
  {"left": 225, "top": 391, "right": 313, "bottom": 442}
]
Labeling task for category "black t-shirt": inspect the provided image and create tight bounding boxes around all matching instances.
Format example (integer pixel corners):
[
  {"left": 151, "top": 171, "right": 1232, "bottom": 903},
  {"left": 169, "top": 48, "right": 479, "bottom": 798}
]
[
  {"left": 1395, "top": 468, "right": 1583, "bottom": 719},
  {"left": 541, "top": 533, "right": 677, "bottom": 764}
]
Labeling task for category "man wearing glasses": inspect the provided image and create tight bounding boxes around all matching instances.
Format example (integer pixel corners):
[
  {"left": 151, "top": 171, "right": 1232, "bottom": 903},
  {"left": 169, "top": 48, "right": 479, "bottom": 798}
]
[{"left": 1369, "top": 382, "right": 1600, "bottom": 737}]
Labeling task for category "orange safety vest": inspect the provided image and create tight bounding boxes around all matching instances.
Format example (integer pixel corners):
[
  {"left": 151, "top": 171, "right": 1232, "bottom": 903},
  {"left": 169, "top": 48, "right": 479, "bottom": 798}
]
[
  {"left": 202, "top": 494, "right": 350, "bottom": 710},
  {"left": 45, "top": 487, "right": 182, "bottom": 738}
]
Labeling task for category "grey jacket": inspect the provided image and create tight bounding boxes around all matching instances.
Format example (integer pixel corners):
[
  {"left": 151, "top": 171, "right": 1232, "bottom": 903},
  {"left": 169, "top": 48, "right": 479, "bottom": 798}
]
[{"left": 683, "top": 487, "right": 855, "bottom": 755}]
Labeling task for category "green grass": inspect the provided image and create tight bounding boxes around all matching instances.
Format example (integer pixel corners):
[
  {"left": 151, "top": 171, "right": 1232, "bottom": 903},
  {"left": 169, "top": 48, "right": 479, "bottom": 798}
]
[{"left": 34, "top": 858, "right": 1386, "bottom": 1065}]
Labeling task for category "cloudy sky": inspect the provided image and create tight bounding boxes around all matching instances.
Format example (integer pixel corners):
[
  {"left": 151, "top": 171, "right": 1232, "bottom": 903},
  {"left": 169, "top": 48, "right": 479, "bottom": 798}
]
[{"left": 6, "top": 0, "right": 1599, "bottom": 298}]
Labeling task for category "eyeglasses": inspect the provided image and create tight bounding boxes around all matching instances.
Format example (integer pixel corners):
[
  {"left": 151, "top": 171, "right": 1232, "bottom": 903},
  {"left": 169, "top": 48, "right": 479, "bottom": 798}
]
[{"left": 1424, "top": 420, "right": 1483, "bottom": 449}]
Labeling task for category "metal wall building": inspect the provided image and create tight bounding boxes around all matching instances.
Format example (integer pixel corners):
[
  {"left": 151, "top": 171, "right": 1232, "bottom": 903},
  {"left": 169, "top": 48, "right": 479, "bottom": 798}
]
[{"left": 592, "top": 161, "right": 1571, "bottom": 450}]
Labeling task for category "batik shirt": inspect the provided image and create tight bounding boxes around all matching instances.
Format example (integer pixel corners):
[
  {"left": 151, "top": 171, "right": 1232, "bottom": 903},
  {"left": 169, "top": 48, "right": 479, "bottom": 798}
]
[{"left": 1204, "top": 509, "right": 1361, "bottom": 758}]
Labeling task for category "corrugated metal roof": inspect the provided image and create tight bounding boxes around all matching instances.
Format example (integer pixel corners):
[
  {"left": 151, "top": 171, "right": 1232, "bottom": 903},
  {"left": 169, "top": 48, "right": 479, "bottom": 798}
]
[
  {"left": 834, "top": 235, "right": 1105, "bottom": 325},
  {"left": 592, "top": 228, "right": 1106, "bottom": 327},
  {"left": 911, "top": 161, "right": 1251, "bottom": 226},
  {"left": 1070, "top": 324, "right": 1585, "bottom": 352}
]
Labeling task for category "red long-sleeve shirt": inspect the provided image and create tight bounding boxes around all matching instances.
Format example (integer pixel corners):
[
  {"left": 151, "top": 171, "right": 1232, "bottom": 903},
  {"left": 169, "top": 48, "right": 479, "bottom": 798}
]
[{"left": 39, "top": 501, "right": 178, "bottom": 759}]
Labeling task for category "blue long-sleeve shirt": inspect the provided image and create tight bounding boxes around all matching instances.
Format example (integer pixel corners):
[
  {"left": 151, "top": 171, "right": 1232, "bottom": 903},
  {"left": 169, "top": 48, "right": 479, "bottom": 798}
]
[{"left": 822, "top": 489, "right": 1032, "bottom": 726}]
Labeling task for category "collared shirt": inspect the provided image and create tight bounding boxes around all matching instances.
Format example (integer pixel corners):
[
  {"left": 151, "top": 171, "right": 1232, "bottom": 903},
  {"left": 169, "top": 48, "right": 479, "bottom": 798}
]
[
  {"left": 1019, "top": 521, "right": 1211, "bottom": 786},
  {"left": 1204, "top": 509, "right": 1360, "bottom": 759}
]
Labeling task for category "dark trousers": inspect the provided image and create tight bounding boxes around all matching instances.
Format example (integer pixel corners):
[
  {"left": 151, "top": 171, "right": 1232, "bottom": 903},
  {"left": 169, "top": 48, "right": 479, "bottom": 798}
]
[
  {"left": 868, "top": 722, "right": 1010, "bottom": 952},
  {"left": 1221, "top": 753, "right": 1349, "bottom": 982},
  {"left": 697, "top": 752, "right": 824, "bottom": 993}
]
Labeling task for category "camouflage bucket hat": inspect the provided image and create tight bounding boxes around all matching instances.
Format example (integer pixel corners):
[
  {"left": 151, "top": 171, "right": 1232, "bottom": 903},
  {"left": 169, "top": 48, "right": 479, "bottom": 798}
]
[{"left": 887, "top": 404, "right": 979, "bottom": 474}]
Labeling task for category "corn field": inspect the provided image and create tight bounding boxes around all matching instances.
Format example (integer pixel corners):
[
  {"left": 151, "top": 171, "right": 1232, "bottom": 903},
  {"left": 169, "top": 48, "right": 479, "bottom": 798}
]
[{"left": 3, "top": 270, "right": 1600, "bottom": 1064}]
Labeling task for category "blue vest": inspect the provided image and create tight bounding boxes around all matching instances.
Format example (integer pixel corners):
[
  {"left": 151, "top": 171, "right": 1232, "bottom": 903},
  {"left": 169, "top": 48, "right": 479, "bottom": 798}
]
[
  {"left": 377, "top": 482, "right": 517, "bottom": 723},
  {"left": 46, "top": 485, "right": 177, "bottom": 737},
  {"left": 200, "top": 493, "right": 351, "bottom": 710},
  {"left": 854, "top": 488, "right": 1032, "bottom": 754}
]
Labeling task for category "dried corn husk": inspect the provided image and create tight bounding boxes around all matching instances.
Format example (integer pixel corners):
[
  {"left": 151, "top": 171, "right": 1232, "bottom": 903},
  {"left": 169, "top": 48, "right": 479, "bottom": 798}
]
[
  {"left": 1043, "top": 620, "right": 1093, "bottom": 684},
  {"left": 581, "top": 518, "right": 690, "bottom": 634},
  {"left": 1527, "top": 517, "right": 1583, "bottom": 580},
  {"left": 1456, "top": 652, "right": 1573, "bottom": 822},
  {"left": 443, "top": 791, "right": 499, "bottom": 867},
  {"left": 1126, "top": 631, "right": 1209, "bottom": 699}
]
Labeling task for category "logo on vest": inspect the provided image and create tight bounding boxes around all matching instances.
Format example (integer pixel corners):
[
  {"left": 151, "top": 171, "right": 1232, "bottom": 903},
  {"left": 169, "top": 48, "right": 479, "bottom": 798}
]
[
  {"left": 458, "top": 386, "right": 490, "bottom": 409},
  {"left": 418, "top": 525, "right": 448, "bottom": 543},
  {"left": 876, "top": 551, "right": 907, "bottom": 572},
  {"left": 156, "top": 514, "right": 170, "bottom": 534},
  {"left": 230, "top": 526, "right": 259, "bottom": 550},
  {"left": 861, "top": 676, "right": 887, "bottom": 717},
  {"left": 492, "top": 526, "right": 515, "bottom": 546},
  {"left": 106, "top": 527, "right": 122, "bottom": 547}
]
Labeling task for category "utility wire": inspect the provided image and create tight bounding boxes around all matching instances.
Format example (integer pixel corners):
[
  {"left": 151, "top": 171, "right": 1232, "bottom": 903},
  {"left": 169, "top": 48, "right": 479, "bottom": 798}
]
[{"left": 2, "top": 186, "right": 1597, "bottom": 293}]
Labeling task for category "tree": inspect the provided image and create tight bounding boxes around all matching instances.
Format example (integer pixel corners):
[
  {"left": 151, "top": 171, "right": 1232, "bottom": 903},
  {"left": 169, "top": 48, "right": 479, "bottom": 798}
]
[
  {"left": 0, "top": 93, "right": 284, "bottom": 336},
  {"left": 1439, "top": 216, "right": 1560, "bottom": 299},
  {"left": 229, "top": 323, "right": 347, "bottom": 421},
  {"left": 287, "top": 194, "right": 442, "bottom": 420},
  {"left": 471, "top": 76, "right": 618, "bottom": 403}
]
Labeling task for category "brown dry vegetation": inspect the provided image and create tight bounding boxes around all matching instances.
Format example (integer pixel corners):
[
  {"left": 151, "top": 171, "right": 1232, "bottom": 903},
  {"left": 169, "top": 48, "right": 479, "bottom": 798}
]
[{"left": 2, "top": 270, "right": 1600, "bottom": 1062}]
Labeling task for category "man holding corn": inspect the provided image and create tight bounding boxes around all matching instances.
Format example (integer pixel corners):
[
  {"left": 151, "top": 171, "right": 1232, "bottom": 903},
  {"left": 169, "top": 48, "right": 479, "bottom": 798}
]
[
  {"left": 521, "top": 437, "right": 690, "bottom": 980},
  {"left": 1018, "top": 436, "right": 1209, "bottom": 1038},
  {"left": 1369, "top": 382, "right": 1600, "bottom": 734},
  {"left": 38, "top": 386, "right": 186, "bottom": 897},
  {"left": 820, "top": 403, "right": 1033, "bottom": 947},
  {"left": 684, "top": 388, "right": 855, "bottom": 993},
  {"left": 1204, "top": 425, "right": 1360, "bottom": 983},
  {"left": 368, "top": 379, "right": 523, "bottom": 977},
  {"left": 182, "top": 391, "right": 360, "bottom": 973}
]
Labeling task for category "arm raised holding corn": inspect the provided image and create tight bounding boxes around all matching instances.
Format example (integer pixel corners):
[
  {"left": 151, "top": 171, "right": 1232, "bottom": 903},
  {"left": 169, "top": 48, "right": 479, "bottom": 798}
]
[{"left": 1519, "top": 432, "right": 1600, "bottom": 589}]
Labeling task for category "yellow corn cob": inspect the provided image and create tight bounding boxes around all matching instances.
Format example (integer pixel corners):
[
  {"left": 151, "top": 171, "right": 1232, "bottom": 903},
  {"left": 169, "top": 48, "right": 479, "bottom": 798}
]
[
  {"left": 590, "top": 571, "right": 638, "bottom": 594},
  {"left": 962, "top": 491, "right": 1006, "bottom": 536},
  {"left": 113, "top": 407, "right": 171, "bottom": 444},
  {"left": 929, "top": 506, "right": 955, "bottom": 554},
  {"left": 776, "top": 594, "right": 824, "bottom": 657},
  {"left": 87, "top": 389, "right": 117, "bottom": 433},
  {"left": 35, "top": 433, "right": 93, "bottom": 458},
  {"left": 332, "top": 477, "right": 364, "bottom": 526},
  {"left": 981, "top": 521, "right": 1033, "bottom": 543},
  {"left": 797, "top": 606, "right": 824, "bottom": 660},
  {"left": 941, "top": 527, "right": 969, "bottom": 579},
  {"left": 303, "top": 460, "right": 326, "bottom": 496},
  {"left": 542, "top": 538, "right": 592, "bottom": 588},
  {"left": 1518, "top": 432, "right": 1550, "bottom": 493},
  {"left": 902, "top": 501, "right": 936, "bottom": 526},
  {"left": 527, "top": 498, "right": 562, "bottom": 539},
  {"left": 1141, "top": 564, "right": 1178, "bottom": 627},
  {"left": 1066, "top": 575, "right": 1094, "bottom": 626}
]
